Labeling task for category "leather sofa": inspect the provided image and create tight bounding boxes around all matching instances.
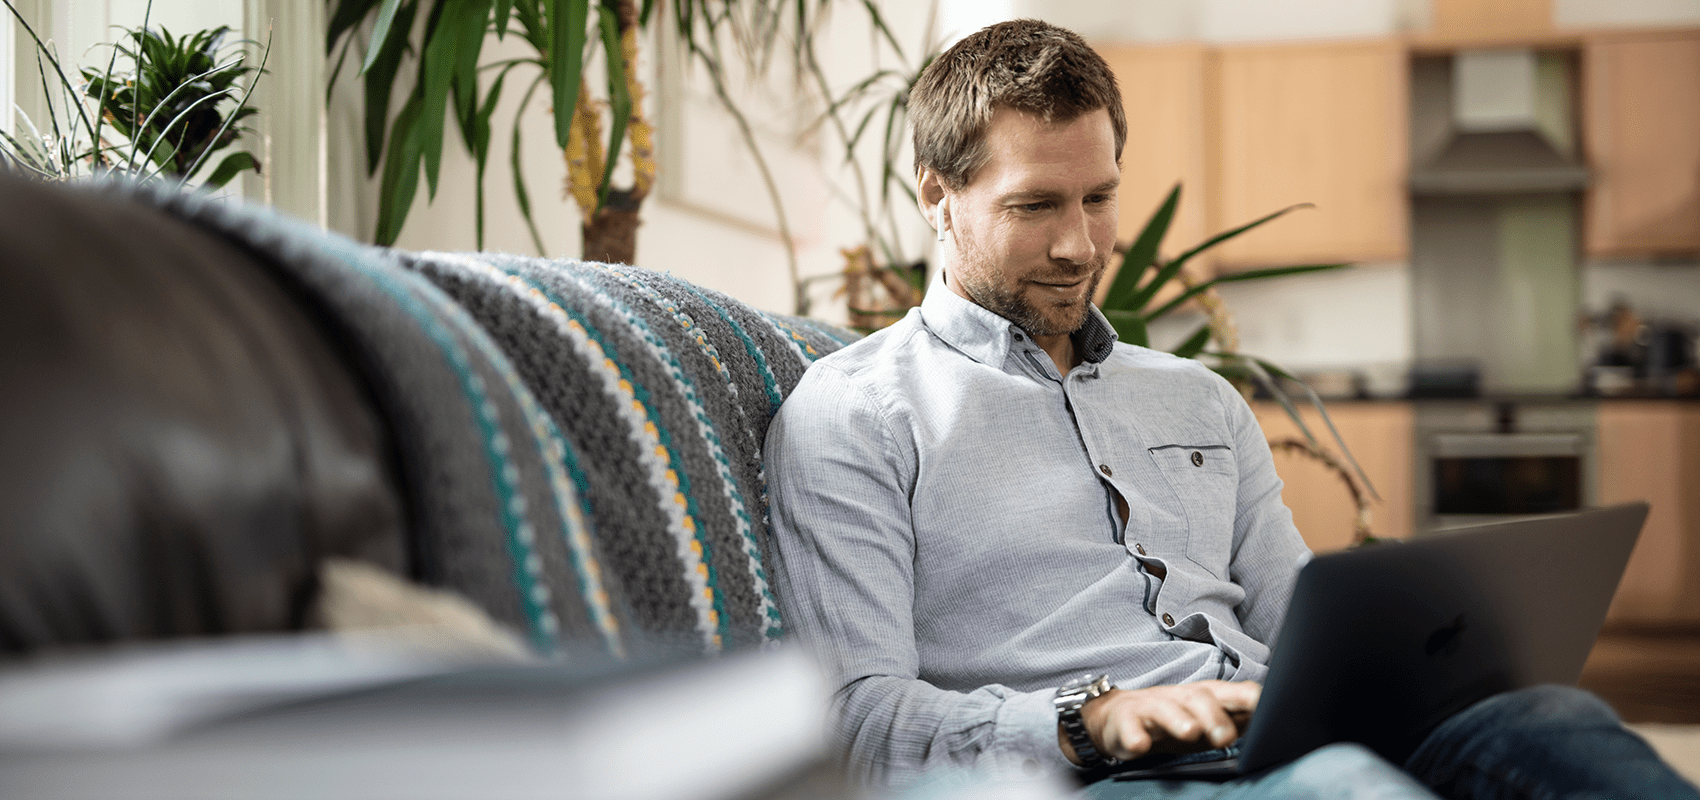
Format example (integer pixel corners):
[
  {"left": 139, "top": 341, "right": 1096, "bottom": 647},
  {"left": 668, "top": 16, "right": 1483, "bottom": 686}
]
[{"left": 0, "top": 172, "right": 855, "bottom": 664}]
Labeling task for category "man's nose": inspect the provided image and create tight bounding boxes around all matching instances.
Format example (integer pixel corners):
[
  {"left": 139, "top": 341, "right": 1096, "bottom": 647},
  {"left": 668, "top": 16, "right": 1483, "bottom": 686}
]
[{"left": 1050, "top": 204, "right": 1097, "bottom": 265}]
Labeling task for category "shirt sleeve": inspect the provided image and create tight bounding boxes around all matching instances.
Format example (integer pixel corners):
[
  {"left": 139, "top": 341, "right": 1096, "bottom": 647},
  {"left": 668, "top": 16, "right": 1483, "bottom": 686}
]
[
  {"left": 1217, "top": 376, "right": 1312, "bottom": 647},
  {"left": 764, "top": 364, "right": 1072, "bottom": 785}
]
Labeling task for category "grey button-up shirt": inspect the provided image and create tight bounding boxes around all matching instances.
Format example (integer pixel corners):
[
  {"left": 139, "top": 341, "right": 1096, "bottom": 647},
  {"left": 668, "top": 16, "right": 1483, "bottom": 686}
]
[{"left": 766, "top": 283, "right": 1310, "bottom": 784}]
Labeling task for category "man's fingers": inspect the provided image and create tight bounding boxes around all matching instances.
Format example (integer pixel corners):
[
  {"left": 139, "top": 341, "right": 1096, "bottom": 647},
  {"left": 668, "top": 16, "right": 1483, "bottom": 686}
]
[
  {"left": 1081, "top": 682, "right": 1265, "bottom": 762},
  {"left": 1100, "top": 713, "right": 1154, "bottom": 761},
  {"left": 1178, "top": 691, "right": 1239, "bottom": 748},
  {"left": 1204, "top": 680, "right": 1261, "bottom": 726},
  {"left": 1145, "top": 698, "right": 1211, "bottom": 745}
]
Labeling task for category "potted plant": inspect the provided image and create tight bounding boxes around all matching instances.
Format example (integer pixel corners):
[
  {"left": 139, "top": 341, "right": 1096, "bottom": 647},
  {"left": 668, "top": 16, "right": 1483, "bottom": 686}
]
[{"left": 0, "top": 0, "right": 265, "bottom": 188}]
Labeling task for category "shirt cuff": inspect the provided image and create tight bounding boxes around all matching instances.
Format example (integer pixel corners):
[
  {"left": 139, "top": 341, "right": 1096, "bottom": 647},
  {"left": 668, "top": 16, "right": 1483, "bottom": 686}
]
[{"left": 991, "top": 687, "right": 1076, "bottom": 778}]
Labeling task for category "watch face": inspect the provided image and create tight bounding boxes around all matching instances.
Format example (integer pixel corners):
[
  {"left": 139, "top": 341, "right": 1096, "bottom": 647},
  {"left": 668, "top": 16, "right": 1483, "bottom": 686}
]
[
  {"left": 1059, "top": 673, "right": 1104, "bottom": 699},
  {"left": 1060, "top": 675, "right": 1087, "bottom": 692}
]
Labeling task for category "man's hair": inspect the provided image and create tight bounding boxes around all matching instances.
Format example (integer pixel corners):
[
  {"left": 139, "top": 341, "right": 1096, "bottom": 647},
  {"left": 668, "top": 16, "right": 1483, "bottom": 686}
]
[{"left": 910, "top": 19, "right": 1127, "bottom": 190}]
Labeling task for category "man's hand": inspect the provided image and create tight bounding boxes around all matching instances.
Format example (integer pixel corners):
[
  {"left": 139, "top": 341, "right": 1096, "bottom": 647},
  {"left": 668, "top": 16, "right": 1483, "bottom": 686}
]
[{"left": 1058, "top": 680, "right": 1261, "bottom": 765}]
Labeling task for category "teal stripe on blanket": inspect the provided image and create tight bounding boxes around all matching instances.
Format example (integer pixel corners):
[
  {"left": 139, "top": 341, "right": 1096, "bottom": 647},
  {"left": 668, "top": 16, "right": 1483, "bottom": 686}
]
[
  {"left": 332, "top": 259, "right": 560, "bottom": 654},
  {"left": 507, "top": 268, "right": 734, "bottom": 650}
]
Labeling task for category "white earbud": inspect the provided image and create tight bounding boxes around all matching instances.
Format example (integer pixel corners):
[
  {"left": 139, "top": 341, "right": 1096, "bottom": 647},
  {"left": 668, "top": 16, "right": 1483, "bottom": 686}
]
[{"left": 936, "top": 198, "right": 948, "bottom": 242}]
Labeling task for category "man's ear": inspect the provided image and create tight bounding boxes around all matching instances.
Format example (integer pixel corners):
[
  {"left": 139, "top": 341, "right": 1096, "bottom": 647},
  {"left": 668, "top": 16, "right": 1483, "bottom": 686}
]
[{"left": 917, "top": 168, "right": 947, "bottom": 231}]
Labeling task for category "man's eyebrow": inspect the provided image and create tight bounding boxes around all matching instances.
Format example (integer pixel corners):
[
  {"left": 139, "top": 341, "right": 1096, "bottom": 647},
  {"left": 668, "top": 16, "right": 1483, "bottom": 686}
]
[{"left": 997, "top": 179, "right": 1121, "bottom": 203}]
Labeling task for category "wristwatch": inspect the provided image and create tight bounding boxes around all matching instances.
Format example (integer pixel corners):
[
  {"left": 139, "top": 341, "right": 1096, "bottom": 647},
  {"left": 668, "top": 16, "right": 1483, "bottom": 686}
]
[{"left": 1054, "top": 673, "right": 1117, "bottom": 769}]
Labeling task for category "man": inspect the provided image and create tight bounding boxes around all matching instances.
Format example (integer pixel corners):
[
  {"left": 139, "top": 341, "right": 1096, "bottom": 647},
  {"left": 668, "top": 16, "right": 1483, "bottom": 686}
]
[{"left": 764, "top": 19, "right": 1697, "bottom": 799}]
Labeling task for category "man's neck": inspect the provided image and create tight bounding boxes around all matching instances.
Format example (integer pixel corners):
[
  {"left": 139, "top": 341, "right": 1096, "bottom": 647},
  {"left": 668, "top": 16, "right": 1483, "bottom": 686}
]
[{"left": 1033, "top": 331, "right": 1078, "bottom": 376}]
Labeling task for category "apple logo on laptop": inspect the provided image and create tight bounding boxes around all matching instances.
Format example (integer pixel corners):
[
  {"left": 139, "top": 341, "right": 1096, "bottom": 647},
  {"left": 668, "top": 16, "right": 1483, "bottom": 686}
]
[{"left": 1425, "top": 615, "right": 1467, "bottom": 657}]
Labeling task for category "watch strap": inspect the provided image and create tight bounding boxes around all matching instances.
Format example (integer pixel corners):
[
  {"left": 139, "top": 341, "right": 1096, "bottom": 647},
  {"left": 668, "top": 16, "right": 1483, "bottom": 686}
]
[{"left": 1055, "top": 674, "right": 1116, "bottom": 769}]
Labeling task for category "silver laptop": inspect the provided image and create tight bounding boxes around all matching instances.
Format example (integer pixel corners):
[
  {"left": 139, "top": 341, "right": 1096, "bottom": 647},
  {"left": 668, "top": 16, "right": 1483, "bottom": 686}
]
[{"left": 1107, "top": 501, "right": 1649, "bottom": 782}]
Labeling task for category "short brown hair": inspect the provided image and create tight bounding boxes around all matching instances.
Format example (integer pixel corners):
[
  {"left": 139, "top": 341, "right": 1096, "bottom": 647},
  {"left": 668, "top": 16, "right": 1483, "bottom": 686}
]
[{"left": 910, "top": 19, "right": 1126, "bottom": 190}]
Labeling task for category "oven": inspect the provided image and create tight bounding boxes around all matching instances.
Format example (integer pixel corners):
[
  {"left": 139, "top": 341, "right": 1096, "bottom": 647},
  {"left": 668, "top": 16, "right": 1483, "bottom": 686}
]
[{"left": 1413, "top": 401, "right": 1599, "bottom": 533}]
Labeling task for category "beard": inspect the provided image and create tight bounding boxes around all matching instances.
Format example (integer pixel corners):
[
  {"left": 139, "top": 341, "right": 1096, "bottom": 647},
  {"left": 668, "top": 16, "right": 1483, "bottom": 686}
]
[{"left": 952, "top": 231, "right": 1106, "bottom": 338}]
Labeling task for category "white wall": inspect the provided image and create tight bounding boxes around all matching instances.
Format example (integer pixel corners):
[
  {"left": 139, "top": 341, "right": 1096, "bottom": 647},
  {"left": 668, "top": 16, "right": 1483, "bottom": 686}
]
[{"left": 1213, "top": 263, "right": 1414, "bottom": 391}]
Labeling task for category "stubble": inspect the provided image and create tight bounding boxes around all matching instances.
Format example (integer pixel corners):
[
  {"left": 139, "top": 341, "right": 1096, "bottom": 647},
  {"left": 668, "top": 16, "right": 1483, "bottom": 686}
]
[{"left": 952, "top": 229, "right": 1105, "bottom": 338}]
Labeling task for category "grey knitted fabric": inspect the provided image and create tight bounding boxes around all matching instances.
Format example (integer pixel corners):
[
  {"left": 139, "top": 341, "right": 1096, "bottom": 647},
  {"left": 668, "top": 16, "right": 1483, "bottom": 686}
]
[
  {"left": 126, "top": 186, "right": 624, "bottom": 660},
  {"left": 402, "top": 252, "right": 854, "bottom": 656}
]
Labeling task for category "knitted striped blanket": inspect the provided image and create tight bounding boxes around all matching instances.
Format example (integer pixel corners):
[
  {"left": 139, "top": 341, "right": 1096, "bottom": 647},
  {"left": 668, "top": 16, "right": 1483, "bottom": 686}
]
[{"left": 134, "top": 185, "right": 855, "bottom": 661}]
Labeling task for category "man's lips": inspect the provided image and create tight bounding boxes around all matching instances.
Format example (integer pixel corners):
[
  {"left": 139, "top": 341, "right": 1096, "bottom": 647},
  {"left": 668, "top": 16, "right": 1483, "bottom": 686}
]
[{"left": 1030, "top": 276, "right": 1089, "bottom": 289}]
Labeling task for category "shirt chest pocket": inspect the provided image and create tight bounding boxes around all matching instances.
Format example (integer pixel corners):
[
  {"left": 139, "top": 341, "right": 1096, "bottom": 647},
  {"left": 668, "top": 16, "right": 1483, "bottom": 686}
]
[{"left": 1148, "top": 444, "right": 1237, "bottom": 578}]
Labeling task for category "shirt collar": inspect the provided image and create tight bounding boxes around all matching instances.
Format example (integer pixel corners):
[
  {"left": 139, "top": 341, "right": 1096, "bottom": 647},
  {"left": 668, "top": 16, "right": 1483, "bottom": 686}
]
[{"left": 919, "top": 271, "right": 1119, "bottom": 368}]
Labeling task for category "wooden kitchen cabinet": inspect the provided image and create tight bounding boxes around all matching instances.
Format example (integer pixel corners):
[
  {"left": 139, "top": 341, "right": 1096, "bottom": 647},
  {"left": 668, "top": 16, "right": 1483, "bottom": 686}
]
[
  {"left": 1213, "top": 41, "right": 1409, "bottom": 270},
  {"left": 1100, "top": 44, "right": 1210, "bottom": 262},
  {"left": 1598, "top": 402, "right": 1700, "bottom": 625},
  {"left": 1252, "top": 401, "right": 1414, "bottom": 554},
  {"left": 1582, "top": 32, "right": 1700, "bottom": 257}
]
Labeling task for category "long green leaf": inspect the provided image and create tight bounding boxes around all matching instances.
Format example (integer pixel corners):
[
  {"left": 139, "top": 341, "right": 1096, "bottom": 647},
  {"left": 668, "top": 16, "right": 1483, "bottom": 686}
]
[
  {"left": 1134, "top": 201, "right": 1316, "bottom": 311},
  {"left": 202, "top": 149, "right": 258, "bottom": 188},
  {"left": 0, "top": 126, "right": 57, "bottom": 177},
  {"left": 510, "top": 73, "right": 550, "bottom": 255},
  {"left": 493, "top": 0, "right": 515, "bottom": 38},
  {"left": 1143, "top": 263, "right": 1349, "bottom": 324},
  {"left": 419, "top": 0, "right": 484, "bottom": 196},
  {"left": 1211, "top": 262, "right": 1350, "bottom": 285},
  {"left": 513, "top": 0, "right": 544, "bottom": 43},
  {"left": 328, "top": 35, "right": 354, "bottom": 103},
  {"left": 472, "top": 64, "right": 516, "bottom": 249},
  {"left": 452, "top": 0, "right": 494, "bottom": 132},
  {"left": 1126, "top": 238, "right": 1199, "bottom": 318},
  {"left": 1100, "top": 309, "right": 1148, "bottom": 348},
  {"left": 1170, "top": 324, "right": 1212, "bottom": 360},
  {"left": 1215, "top": 352, "right": 1380, "bottom": 501},
  {"left": 360, "top": 0, "right": 406, "bottom": 73},
  {"left": 362, "top": 0, "right": 417, "bottom": 173},
  {"left": 328, "top": 0, "right": 382, "bottom": 53},
  {"left": 548, "top": 0, "right": 589, "bottom": 150},
  {"left": 877, "top": 92, "right": 903, "bottom": 207},
  {"left": 9, "top": 9, "right": 99, "bottom": 149},
  {"left": 1104, "top": 183, "right": 1180, "bottom": 311},
  {"left": 376, "top": 90, "right": 426, "bottom": 245},
  {"left": 595, "top": 1, "right": 630, "bottom": 207},
  {"left": 1285, "top": 368, "right": 1380, "bottom": 501},
  {"left": 857, "top": 0, "right": 905, "bottom": 59}
]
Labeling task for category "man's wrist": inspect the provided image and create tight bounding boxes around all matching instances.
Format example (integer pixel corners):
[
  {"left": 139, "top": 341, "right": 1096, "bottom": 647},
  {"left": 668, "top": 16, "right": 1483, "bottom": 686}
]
[{"left": 1054, "top": 674, "right": 1117, "bottom": 768}]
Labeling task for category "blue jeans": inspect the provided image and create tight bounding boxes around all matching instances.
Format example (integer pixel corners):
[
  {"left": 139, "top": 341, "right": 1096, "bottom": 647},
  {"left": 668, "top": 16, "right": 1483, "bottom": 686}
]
[{"left": 1082, "top": 685, "right": 1699, "bottom": 799}]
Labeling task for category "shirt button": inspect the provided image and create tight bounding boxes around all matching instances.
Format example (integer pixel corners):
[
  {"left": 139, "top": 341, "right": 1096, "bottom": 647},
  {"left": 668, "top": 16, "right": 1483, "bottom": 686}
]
[
  {"left": 1013, "top": 332, "right": 1024, "bottom": 341},
  {"left": 1099, "top": 464, "right": 1113, "bottom": 477},
  {"left": 1135, "top": 543, "right": 1147, "bottom": 556},
  {"left": 1162, "top": 613, "right": 1175, "bottom": 626},
  {"left": 1191, "top": 451, "right": 1204, "bottom": 467}
]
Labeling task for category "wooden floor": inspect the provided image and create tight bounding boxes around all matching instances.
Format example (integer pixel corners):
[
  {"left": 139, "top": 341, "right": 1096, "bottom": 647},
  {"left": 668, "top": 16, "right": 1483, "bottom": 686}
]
[{"left": 1579, "top": 629, "right": 1700, "bottom": 724}]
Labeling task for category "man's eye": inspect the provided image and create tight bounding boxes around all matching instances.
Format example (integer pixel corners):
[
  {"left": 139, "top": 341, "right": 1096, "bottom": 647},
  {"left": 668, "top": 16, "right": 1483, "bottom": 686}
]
[
  {"left": 1086, "top": 194, "right": 1113, "bottom": 206},
  {"left": 1018, "top": 202, "right": 1048, "bottom": 213}
]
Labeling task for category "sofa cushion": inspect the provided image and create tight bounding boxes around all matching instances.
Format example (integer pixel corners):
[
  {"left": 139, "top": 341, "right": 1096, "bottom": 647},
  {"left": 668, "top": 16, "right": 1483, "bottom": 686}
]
[{"left": 0, "top": 174, "right": 406, "bottom": 655}]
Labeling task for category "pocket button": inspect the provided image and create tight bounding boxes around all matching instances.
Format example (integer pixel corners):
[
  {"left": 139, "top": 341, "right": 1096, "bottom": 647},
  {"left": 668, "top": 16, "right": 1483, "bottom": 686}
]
[{"left": 1191, "top": 451, "right": 1204, "bottom": 467}]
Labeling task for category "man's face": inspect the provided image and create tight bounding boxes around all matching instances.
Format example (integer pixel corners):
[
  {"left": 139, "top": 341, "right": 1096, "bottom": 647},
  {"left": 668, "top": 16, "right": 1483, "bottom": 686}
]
[{"left": 934, "top": 107, "right": 1120, "bottom": 338}]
